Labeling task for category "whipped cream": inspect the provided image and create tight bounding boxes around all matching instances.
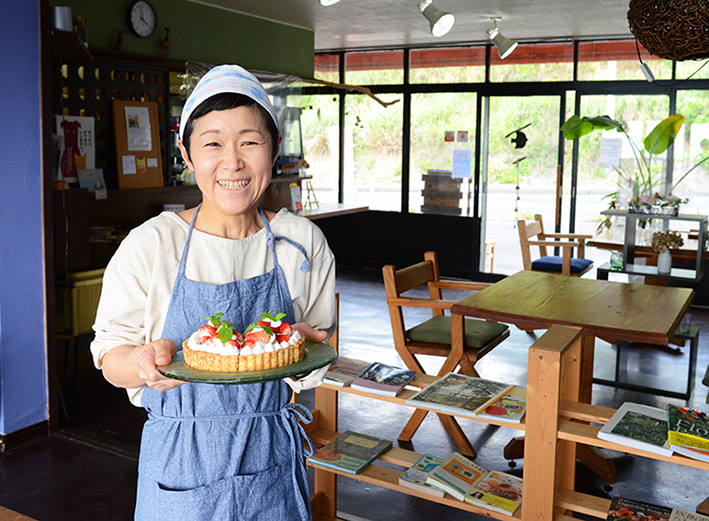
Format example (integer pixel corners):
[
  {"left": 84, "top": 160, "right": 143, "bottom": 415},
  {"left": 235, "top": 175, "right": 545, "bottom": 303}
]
[{"left": 187, "top": 326, "right": 301, "bottom": 356}]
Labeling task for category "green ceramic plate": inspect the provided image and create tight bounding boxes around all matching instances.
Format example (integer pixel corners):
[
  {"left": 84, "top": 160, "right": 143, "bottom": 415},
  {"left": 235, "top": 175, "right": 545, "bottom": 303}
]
[{"left": 157, "top": 340, "right": 337, "bottom": 384}]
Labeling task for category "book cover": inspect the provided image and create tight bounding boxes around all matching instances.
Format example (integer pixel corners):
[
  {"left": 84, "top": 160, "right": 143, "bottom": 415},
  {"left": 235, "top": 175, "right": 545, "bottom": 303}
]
[
  {"left": 476, "top": 385, "right": 527, "bottom": 424},
  {"left": 426, "top": 452, "right": 487, "bottom": 501},
  {"left": 464, "top": 470, "right": 523, "bottom": 516},
  {"left": 606, "top": 497, "right": 671, "bottom": 521},
  {"left": 406, "top": 373, "right": 514, "bottom": 417},
  {"left": 350, "top": 361, "right": 417, "bottom": 397},
  {"left": 308, "top": 430, "right": 392, "bottom": 475},
  {"left": 78, "top": 169, "right": 108, "bottom": 200},
  {"left": 667, "top": 405, "right": 709, "bottom": 462},
  {"left": 324, "top": 357, "right": 372, "bottom": 387},
  {"left": 597, "top": 402, "right": 672, "bottom": 457},
  {"left": 398, "top": 454, "right": 446, "bottom": 498},
  {"left": 670, "top": 509, "right": 709, "bottom": 521}
]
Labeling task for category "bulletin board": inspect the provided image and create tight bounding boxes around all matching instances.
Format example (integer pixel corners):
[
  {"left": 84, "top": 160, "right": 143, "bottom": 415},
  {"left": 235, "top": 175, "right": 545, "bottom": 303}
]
[{"left": 112, "top": 100, "right": 164, "bottom": 189}]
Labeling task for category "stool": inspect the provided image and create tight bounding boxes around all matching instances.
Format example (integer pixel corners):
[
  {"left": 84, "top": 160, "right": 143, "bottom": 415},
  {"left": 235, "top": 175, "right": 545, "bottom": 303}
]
[{"left": 485, "top": 240, "right": 496, "bottom": 272}]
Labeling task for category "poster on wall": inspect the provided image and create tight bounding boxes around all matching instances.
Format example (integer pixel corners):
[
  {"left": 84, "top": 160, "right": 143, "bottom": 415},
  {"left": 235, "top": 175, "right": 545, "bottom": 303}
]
[
  {"left": 452, "top": 149, "right": 472, "bottom": 179},
  {"left": 124, "top": 105, "right": 153, "bottom": 151},
  {"left": 55, "top": 115, "right": 95, "bottom": 183}
]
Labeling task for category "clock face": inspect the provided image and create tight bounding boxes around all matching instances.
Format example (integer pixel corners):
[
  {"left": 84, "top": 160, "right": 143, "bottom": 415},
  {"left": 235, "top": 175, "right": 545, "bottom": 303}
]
[{"left": 128, "top": 0, "right": 157, "bottom": 38}]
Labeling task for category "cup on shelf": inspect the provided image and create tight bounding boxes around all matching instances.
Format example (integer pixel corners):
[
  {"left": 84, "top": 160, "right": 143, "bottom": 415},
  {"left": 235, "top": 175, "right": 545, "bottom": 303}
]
[{"left": 610, "top": 251, "right": 623, "bottom": 270}]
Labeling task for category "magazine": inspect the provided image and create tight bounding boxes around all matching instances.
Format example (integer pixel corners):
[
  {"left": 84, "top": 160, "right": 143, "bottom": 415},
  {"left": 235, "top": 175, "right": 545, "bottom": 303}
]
[
  {"left": 323, "top": 356, "right": 372, "bottom": 387},
  {"left": 606, "top": 497, "right": 672, "bottom": 521},
  {"left": 350, "top": 361, "right": 417, "bottom": 397},
  {"left": 476, "top": 385, "right": 526, "bottom": 424},
  {"left": 307, "top": 430, "right": 392, "bottom": 475},
  {"left": 464, "top": 470, "right": 523, "bottom": 516},
  {"left": 406, "top": 373, "right": 514, "bottom": 417},
  {"left": 426, "top": 452, "right": 488, "bottom": 501},
  {"left": 398, "top": 454, "right": 446, "bottom": 498},
  {"left": 666, "top": 404, "right": 709, "bottom": 462},
  {"left": 597, "top": 402, "right": 672, "bottom": 457}
]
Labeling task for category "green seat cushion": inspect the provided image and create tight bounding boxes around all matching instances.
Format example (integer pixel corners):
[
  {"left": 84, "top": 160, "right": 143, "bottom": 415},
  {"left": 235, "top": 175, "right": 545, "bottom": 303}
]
[
  {"left": 406, "top": 315, "right": 508, "bottom": 350},
  {"left": 703, "top": 364, "right": 709, "bottom": 387}
]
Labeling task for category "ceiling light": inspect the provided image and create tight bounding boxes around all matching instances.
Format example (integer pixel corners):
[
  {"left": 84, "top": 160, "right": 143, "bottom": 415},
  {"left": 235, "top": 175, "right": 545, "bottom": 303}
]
[
  {"left": 320, "top": 0, "right": 341, "bottom": 5},
  {"left": 419, "top": 0, "right": 455, "bottom": 37},
  {"left": 487, "top": 17, "right": 518, "bottom": 59}
]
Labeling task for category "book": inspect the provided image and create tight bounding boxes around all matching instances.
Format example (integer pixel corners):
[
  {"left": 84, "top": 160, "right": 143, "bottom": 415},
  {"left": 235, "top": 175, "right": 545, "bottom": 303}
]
[
  {"left": 398, "top": 454, "right": 446, "bottom": 498},
  {"left": 406, "top": 373, "right": 514, "bottom": 417},
  {"left": 78, "top": 168, "right": 107, "bottom": 200},
  {"left": 350, "top": 361, "right": 417, "bottom": 397},
  {"left": 464, "top": 470, "right": 523, "bottom": 516},
  {"left": 307, "top": 430, "right": 392, "bottom": 475},
  {"left": 323, "top": 356, "right": 372, "bottom": 387},
  {"left": 670, "top": 509, "right": 709, "bottom": 521},
  {"left": 666, "top": 404, "right": 709, "bottom": 462},
  {"left": 476, "top": 385, "right": 527, "bottom": 424},
  {"left": 597, "top": 402, "right": 673, "bottom": 457},
  {"left": 426, "top": 452, "right": 488, "bottom": 501},
  {"left": 606, "top": 497, "right": 672, "bottom": 521}
]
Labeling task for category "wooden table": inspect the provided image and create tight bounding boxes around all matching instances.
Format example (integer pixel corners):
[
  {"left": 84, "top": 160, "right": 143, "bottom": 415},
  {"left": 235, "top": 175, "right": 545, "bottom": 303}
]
[{"left": 450, "top": 270, "right": 695, "bottom": 482}]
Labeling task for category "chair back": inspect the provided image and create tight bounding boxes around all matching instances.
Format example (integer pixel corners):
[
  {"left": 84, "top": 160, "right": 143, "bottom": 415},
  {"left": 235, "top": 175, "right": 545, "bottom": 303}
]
[
  {"left": 383, "top": 251, "right": 444, "bottom": 314},
  {"left": 517, "top": 215, "right": 548, "bottom": 270}
]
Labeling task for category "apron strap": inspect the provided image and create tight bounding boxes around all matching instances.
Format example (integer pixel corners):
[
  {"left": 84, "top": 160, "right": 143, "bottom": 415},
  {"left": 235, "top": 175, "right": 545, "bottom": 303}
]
[
  {"left": 176, "top": 202, "right": 202, "bottom": 279},
  {"left": 279, "top": 402, "right": 314, "bottom": 521},
  {"left": 260, "top": 208, "right": 310, "bottom": 273}
]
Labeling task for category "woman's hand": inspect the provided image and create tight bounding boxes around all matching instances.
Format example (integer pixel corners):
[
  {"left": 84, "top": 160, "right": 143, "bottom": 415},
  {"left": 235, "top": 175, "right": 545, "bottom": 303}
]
[
  {"left": 136, "top": 338, "right": 186, "bottom": 392},
  {"left": 292, "top": 322, "right": 328, "bottom": 343}
]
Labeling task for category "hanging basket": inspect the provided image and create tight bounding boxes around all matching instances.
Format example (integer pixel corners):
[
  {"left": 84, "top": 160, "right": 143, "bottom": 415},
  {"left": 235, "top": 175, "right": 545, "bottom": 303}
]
[{"left": 628, "top": 0, "right": 709, "bottom": 61}]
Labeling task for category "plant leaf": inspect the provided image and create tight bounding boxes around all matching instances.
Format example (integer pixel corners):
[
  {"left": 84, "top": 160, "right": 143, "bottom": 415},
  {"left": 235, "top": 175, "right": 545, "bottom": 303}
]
[
  {"left": 644, "top": 114, "right": 684, "bottom": 155},
  {"left": 561, "top": 115, "right": 623, "bottom": 139},
  {"left": 218, "top": 325, "right": 233, "bottom": 343}
]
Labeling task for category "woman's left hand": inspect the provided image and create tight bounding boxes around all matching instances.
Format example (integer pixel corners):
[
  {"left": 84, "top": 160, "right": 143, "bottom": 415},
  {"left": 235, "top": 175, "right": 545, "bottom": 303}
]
[{"left": 292, "top": 322, "right": 328, "bottom": 343}]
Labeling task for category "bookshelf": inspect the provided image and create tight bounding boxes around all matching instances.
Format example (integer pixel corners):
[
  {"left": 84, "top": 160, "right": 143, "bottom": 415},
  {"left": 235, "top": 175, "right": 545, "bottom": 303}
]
[{"left": 307, "top": 325, "right": 709, "bottom": 521}]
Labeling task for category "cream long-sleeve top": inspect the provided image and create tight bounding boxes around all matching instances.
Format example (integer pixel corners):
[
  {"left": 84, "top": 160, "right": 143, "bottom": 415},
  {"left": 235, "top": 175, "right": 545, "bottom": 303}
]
[{"left": 90, "top": 208, "right": 337, "bottom": 406}]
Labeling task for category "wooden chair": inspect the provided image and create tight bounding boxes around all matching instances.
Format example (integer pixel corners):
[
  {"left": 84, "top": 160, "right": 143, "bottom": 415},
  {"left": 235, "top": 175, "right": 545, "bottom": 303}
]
[
  {"left": 517, "top": 214, "right": 594, "bottom": 276},
  {"left": 56, "top": 268, "right": 105, "bottom": 380},
  {"left": 382, "top": 251, "right": 510, "bottom": 458}
]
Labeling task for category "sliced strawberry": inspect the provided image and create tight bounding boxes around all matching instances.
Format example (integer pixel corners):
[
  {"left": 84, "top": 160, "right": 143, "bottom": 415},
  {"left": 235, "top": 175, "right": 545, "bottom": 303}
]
[
  {"left": 241, "top": 338, "right": 255, "bottom": 349},
  {"left": 257, "top": 320, "right": 271, "bottom": 327},
  {"left": 276, "top": 332, "right": 291, "bottom": 343},
  {"left": 232, "top": 331, "right": 244, "bottom": 344},
  {"left": 199, "top": 324, "right": 217, "bottom": 336},
  {"left": 276, "top": 323, "right": 293, "bottom": 336},
  {"left": 245, "top": 327, "right": 272, "bottom": 344}
]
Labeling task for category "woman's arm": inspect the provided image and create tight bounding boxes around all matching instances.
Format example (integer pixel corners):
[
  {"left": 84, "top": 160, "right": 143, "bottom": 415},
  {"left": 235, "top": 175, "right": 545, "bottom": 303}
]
[{"left": 101, "top": 338, "right": 185, "bottom": 392}]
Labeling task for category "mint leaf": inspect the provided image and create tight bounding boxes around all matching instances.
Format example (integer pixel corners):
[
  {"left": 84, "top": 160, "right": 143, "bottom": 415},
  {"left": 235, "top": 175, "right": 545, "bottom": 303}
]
[{"left": 218, "top": 325, "right": 233, "bottom": 343}]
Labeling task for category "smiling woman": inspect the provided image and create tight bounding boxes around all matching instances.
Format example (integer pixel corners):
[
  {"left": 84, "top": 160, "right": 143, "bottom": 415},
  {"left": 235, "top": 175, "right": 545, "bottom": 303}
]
[{"left": 90, "top": 64, "right": 337, "bottom": 520}]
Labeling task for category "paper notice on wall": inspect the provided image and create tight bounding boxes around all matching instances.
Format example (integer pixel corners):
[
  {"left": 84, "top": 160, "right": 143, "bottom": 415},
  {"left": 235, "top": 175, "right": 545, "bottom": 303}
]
[
  {"left": 122, "top": 155, "right": 137, "bottom": 174},
  {"left": 452, "top": 149, "right": 472, "bottom": 179},
  {"left": 147, "top": 157, "right": 159, "bottom": 168},
  {"left": 124, "top": 106, "right": 152, "bottom": 151},
  {"left": 445, "top": 130, "right": 455, "bottom": 142}
]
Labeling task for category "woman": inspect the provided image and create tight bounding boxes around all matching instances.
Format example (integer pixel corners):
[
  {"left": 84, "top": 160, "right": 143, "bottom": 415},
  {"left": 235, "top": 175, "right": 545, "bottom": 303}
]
[{"left": 90, "top": 65, "right": 336, "bottom": 520}]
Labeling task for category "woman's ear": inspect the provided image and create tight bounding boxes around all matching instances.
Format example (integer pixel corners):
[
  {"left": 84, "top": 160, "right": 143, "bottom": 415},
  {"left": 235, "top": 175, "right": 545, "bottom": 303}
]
[
  {"left": 177, "top": 140, "right": 194, "bottom": 172},
  {"left": 271, "top": 135, "right": 283, "bottom": 167}
]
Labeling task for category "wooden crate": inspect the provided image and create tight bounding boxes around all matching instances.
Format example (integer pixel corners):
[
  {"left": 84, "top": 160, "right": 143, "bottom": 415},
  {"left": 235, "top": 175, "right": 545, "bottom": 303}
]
[{"left": 420, "top": 170, "right": 462, "bottom": 215}]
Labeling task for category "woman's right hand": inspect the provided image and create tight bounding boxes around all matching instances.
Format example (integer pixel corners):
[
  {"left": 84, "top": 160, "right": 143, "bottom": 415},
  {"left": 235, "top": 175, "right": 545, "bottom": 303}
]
[{"left": 136, "top": 338, "right": 186, "bottom": 392}]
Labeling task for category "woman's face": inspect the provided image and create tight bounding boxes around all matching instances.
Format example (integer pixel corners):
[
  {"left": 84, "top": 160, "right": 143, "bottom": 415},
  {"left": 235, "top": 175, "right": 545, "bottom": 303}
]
[{"left": 179, "top": 106, "right": 279, "bottom": 219}]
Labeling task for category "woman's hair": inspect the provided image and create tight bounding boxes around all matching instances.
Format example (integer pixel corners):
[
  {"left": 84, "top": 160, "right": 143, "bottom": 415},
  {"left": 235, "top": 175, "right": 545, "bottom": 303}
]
[{"left": 181, "top": 92, "right": 280, "bottom": 162}]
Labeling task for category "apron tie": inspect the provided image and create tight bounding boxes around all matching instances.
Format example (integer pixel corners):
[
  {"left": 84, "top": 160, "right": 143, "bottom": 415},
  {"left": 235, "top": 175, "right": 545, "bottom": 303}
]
[{"left": 270, "top": 235, "right": 310, "bottom": 272}]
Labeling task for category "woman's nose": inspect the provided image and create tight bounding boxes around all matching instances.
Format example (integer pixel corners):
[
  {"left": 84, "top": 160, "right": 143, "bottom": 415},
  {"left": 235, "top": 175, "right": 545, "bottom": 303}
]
[{"left": 221, "top": 146, "right": 244, "bottom": 170}]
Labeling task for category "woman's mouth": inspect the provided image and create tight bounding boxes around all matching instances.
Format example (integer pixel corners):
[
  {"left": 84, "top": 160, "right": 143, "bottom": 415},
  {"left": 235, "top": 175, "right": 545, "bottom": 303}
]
[{"left": 218, "top": 179, "right": 250, "bottom": 191}]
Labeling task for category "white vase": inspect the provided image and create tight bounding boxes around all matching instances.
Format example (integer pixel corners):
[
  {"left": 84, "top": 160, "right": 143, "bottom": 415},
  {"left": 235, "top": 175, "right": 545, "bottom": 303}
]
[{"left": 657, "top": 249, "right": 672, "bottom": 274}]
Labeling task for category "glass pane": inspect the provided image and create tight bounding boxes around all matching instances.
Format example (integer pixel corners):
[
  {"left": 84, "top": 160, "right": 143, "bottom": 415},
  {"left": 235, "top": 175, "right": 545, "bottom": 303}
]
[
  {"left": 343, "top": 93, "right": 403, "bottom": 210},
  {"left": 577, "top": 40, "right": 672, "bottom": 81},
  {"left": 484, "top": 96, "right": 561, "bottom": 275},
  {"left": 314, "top": 53, "right": 340, "bottom": 83},
  {"left": 410, "top": 92, "right": 477, "bottom": 215},
  {"left": 301, "top": 94, "right": 341, "bottom": 205},
  {"left": 572, "top": 94, "right": 670, "bottom": 267},
  {"left": 345, "top": 50, "right": 404, "bottom": 85},
  {"left": 490, "top": 42, "right": 574, "bottom": 82},
  {"left": 673, "top": 90, "right": 709, "bottom": 216},
  {"left": 410, "top": 47, "right": 485, "bottom": 84},
  {"left": 676, "top": 61, "right": 709, "bottom": 80}
]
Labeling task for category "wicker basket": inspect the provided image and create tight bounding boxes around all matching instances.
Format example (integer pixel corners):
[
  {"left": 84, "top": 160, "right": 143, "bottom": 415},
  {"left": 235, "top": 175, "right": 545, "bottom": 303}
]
[{"left": 628, "top": 0, "right": 709, "bottom": 61}]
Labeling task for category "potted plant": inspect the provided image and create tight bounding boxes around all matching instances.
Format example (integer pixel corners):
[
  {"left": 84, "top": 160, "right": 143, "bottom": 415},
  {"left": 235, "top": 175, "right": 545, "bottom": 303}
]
[
  {"left": 651, "top": 230, "right": 684, "bottom": 274},
  {"left": 561, "top": 113, "right": 705, "bottom": 215}
]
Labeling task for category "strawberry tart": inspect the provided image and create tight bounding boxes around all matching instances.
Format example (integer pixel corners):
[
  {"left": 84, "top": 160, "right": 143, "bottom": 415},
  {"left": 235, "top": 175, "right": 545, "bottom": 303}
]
[{"left": 182, "top": 311, "right": 305, "bottom": 372}]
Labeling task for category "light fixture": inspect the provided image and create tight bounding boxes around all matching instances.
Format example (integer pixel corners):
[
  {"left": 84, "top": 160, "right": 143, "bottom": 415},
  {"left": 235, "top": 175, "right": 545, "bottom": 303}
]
[
  {"left": 418, "top": 0, "right": 455, "bottom": 37},
  {"left": 487, "top": 17, "right": 518, "bottom": 59},
  {"left": 320, "top": 0, "right": 341, "bottom": 5}
]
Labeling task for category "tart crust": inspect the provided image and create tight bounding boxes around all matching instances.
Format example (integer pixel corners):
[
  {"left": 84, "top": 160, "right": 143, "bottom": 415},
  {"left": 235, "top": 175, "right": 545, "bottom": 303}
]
[{"left": 182, "top": 337, "right": 305, "bottom": 373}]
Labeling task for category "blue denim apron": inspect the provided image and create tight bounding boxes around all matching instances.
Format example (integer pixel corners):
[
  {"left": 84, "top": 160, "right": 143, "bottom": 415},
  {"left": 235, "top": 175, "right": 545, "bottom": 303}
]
[{"left": 135, "top": 206, "right": 314, "bottom": 521}]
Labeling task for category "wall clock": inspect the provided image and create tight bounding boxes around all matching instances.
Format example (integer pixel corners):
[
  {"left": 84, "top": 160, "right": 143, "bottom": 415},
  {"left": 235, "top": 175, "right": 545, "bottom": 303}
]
[{"left": 127, "top": 0, "right": 157, "bottom": 38}]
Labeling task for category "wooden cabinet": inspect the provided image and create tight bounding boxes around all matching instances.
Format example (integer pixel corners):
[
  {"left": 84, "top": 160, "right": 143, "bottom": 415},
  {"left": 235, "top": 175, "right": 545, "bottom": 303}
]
[{"left": 306, "top": 325, "right": 709, "bottom": 520}]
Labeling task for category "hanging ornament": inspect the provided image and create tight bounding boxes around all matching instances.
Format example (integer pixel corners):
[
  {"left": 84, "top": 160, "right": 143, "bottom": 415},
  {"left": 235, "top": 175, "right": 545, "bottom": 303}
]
[
  {"left": 505, "top": 123, "right": 532, "bottom": 149},
  {"left": 512, "top": 156, "right": 527, "bottom": 219}
]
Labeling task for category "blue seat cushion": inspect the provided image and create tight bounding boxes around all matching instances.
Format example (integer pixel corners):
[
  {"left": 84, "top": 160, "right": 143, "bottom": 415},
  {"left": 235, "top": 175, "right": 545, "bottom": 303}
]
[
  {"left": 406, "top": 315, "right": 509, "bottom": 350},
  {"left": 532, "top": 255, "right": 593, "bottom": 274}
]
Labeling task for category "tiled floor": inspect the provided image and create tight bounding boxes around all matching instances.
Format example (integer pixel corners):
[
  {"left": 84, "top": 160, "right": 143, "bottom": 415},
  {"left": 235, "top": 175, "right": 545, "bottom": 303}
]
[{"left": 1, "top": 266, "right": 708, "bottom": 520}]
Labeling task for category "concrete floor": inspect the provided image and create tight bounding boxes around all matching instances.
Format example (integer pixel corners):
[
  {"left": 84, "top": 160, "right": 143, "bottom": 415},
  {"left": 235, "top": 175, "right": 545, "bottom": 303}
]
[{"left": 1, "top": 266, "right": 708, "bottom": 520}]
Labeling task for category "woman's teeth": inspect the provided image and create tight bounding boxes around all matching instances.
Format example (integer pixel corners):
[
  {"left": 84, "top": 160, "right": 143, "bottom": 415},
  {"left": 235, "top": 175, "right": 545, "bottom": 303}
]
[{"left": 218, "top": 180, "right": 249, "bottom": 190}]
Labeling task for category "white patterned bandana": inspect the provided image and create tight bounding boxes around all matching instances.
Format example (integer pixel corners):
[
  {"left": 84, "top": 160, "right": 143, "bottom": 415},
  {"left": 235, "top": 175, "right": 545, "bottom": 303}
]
[{"left": 179, "top": 64, "right": 278, "bottom": 140}]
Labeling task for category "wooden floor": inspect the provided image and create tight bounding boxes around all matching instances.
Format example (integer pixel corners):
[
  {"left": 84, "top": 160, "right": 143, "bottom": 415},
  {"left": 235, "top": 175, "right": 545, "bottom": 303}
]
[{"left": 1, "top": 266, "right": 708, "bottom": 520}]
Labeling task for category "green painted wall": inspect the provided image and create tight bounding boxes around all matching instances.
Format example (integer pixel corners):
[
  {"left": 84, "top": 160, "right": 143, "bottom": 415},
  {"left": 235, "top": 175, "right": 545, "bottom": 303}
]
[{"left": 50, "top": 0, "right": 314, "bottom": 77}]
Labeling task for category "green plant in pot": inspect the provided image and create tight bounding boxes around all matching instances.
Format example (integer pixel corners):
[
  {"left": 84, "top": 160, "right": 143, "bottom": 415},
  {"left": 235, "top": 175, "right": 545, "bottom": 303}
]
[{"left": 561, "top": 113, "right": 704, "bottom": 215}]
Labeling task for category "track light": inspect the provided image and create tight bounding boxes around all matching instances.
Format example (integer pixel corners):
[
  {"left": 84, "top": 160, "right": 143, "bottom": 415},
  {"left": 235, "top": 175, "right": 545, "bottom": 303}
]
[
  {"left": 320, "top": 0, "right": 341, "bottom": 5},
  {"left": 419, "top": 0, "right": 455, "bottom": 37},
  {"left": 488, "top": 17, "right": 518, "bottom": 59}
]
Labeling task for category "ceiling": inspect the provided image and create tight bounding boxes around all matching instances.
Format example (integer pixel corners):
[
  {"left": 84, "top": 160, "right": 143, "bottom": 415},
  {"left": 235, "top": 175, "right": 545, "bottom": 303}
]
[{"left": 189, "top": 0, "right": 634, "bottom": 52}]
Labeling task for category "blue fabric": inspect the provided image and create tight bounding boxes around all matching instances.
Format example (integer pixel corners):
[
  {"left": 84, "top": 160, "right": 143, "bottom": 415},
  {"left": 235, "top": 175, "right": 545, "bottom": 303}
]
[
  {"left": 135, "top": 205, "right": 313, "bottom": 521},
  {"left": 532, "top": 255, "right": 593, "bottom": 274}
]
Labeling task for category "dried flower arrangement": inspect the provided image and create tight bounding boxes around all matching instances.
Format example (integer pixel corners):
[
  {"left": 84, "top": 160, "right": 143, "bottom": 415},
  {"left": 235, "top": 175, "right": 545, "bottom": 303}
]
[{"left": 651, "top": 230, "right": 684, "bottom": 253}]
